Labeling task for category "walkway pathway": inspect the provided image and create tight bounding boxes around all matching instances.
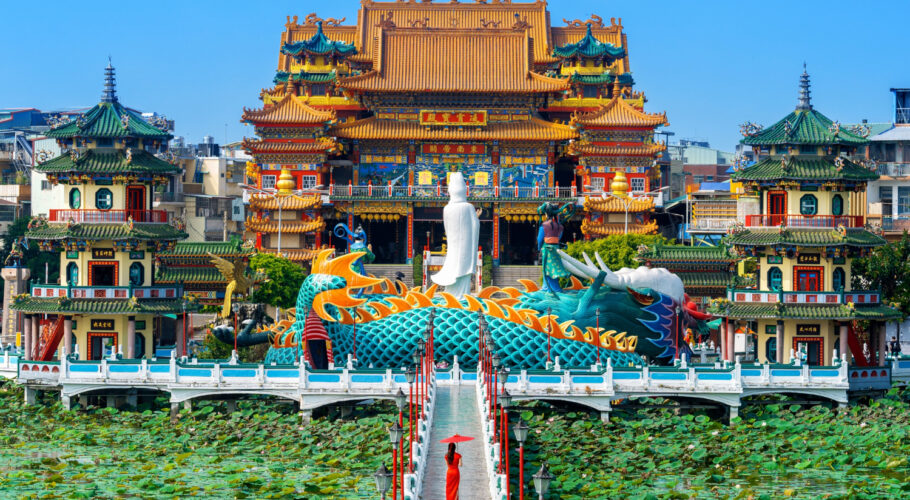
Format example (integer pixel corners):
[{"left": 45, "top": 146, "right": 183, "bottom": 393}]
[{"left": 421, "top": 385, "right": 491, "bottom": 500}]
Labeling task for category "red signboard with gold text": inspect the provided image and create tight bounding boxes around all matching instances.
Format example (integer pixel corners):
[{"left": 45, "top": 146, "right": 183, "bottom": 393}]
[
  {"left": 421, "top": 144, "right": 486, "bottom": 155},
  {"left": 420, "top": 110, "right": 487, "bottom": 126}
]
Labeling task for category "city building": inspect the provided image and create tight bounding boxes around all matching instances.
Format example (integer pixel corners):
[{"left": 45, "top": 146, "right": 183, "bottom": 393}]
[
  {"left": 636, "top": 243, "right": 740, "bottom": 310},
  {"left": 10, "top": 63, "right": 191, "bottom": 361},
  {"left": 667, "top": 139, "right": 735, "bottom": 190},
  {"left": 241, "top": 2, "right": 668, "bottom": 266},
  {"left": 711, "top": 69, "right": 901, "bottom": 365},
  {"left": 862, "top": 88, "right": 910, "bottom": 240}
]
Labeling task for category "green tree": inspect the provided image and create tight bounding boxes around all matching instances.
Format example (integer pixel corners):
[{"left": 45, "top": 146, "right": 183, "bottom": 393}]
[
  {"left": 248, "top": 253, "right": 307, "bottom": 309},
  {"left": 565, "top": 234, "right": 671, "bottom": 271},
  {"left": 0, "top": 216, "right": 59, "bottom": 285},
  {"left": 851, "top": 232, "right": 910, "bottom": 316}
]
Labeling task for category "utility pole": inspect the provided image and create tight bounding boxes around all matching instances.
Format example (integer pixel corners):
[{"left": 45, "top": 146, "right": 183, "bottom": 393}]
[{"left": 223, "top": 210, "right": 228, "bottom": 241}]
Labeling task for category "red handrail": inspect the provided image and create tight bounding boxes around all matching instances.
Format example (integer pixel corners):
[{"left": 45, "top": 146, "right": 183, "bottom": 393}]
[
  {"left": 48, "top": 209, "right": 169, "bottom": 223},
  {"left": 34, "top": 316, "right": 65, "bottom": 361},
  {"left": 745, "top": 214, "right": 864, "bottom": 228}
]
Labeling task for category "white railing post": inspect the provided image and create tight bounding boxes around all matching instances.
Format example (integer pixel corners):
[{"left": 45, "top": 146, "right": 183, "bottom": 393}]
[
  {"left": 60, "top": 356, "right": 69, "bottom": 382},
  {"left": 342, "top": 368, "right": 350, "bottom": 390},
  {"left": 386, "top": 368, "right": 393, "bottom": 391},
  {"left": 257, "top": 364, "right": 265, "bottom": 385},
  {"left": 141, "top": 358, "right": 148, "bottom": 382},
  {"left": 101, "top": 358, "right": 108, "bottom": 382},
  {"left": 300, "top": 357, "right": 308, "bottom": 389},
  {"left": 213, "top": 362, "right": 221, "bottom": 386},
  {"left": 170, "top": 355, "right": 177, "bottom": 383}
]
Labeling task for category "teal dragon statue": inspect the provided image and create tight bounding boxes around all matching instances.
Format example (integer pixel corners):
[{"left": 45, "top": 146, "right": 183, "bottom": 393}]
[{"left": 246, "top": 249, "right": 706, "bottom": 369}]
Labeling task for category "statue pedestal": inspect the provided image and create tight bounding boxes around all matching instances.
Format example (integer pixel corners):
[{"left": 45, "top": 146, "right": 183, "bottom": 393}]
[{"left": 1, "top": 266, "right": 31, "bottom": 347}]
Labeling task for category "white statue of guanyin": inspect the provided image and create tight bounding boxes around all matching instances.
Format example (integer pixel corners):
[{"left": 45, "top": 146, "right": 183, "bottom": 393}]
[{"left": 431, "top": 172, "right": 480, "bottom": 298}]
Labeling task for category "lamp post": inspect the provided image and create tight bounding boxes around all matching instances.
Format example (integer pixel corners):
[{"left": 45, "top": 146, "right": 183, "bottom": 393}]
[
  {"left": 546, "top": 307, "right": 552, "bottom": 365},
  {"left": 405, "top": 366, "right": 416, "bottom": 473},
  {"left": 500, "top": 387, "right": 512, "bottom": 498},
  {"left": 514, "top": 421, "right": 529, "bottom": 500},
  {"left": 412, "top": 349, "right": 423, "bottom": 420},
  {"left": 394, "top": 388, "right": 407, "bottom": 500},
  {"left": 374, "top": 464, "right": 392, "bottom": 500},
  {"left": 387, "top": 422, "right": 404, "bottom": 500},
  {"left": 595, "top": 308, "right": 601, "bottom": 366},
  {"left": 491, "top": 353, "right": 501, "bottom": 419},
  {"left": 532, "top": 463, "right": 554, "bottom": 500},
  {"left": 416, "top": 338, "right": 427, "bottom": 411}
]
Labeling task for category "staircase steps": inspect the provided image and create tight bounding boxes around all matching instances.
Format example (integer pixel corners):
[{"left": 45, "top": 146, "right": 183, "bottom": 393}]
[{"left": 491, "top": 265, "right": 540, "bottom": 288}]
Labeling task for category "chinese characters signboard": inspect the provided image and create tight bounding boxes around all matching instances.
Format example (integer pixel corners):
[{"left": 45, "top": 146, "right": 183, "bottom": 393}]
[{"left": 419, "top": 110, "right": 487, "bottom": 127}]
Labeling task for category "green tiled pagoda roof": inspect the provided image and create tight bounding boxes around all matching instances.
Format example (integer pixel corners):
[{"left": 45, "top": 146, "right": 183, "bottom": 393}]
[
  {"left": 679, "top": 272, "right": 734, "bottom": 288},
  {"left": 46, "top": 101, "right": 170, "bottom": 140},
  {"left": 638, "top": 244, "right": 737, "bottom": 263},
  {"left": 26, "top": 223, "right": 187, "bottom": 242},
  {"left": 725, "top": 228, "right": 885, "bottom": 248},
  {"left": 741, "top": 109, "right": 867, "bottom": 146},
  {"left": 552, "top": 25, "right": 625, "bottom": 59},
  {"left": 34, "top": 148, "right": 180, "bottom": 175},
  {"left": 274, "top": 70, "right": 338, "bottom": 84},
  {"left": 731, "top": 156, "right": 878, "bottom": 182},
  {"left": 156, "top": 267, "right": 226, "bottom": 284},
  {"left": 11, "top": 298, "right": 190, "bottom": 315},
  {"left": 158, "top": 241, "right": 253, "bottom": 258},
  {"left": 569, "top": 73, "right": 633, "bottom": 85},
  {"left": 710, "top": 303, "right": 902, "bottom": 320},
  {"left": 281, "top": 21, "right": 356, "bottom": 57}
]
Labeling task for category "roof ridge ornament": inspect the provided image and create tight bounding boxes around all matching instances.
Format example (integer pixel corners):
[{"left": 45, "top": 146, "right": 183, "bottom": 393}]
[
  {"left": 512, "top": 13, "right": 532, "bottom": 30},
  {"left": 376, "top": 11, "right": 395, "bottom": 28},
  {"left": 796, "top": 62, "right": 812, "bottom": 110},
  {"left": 739, "top": 121, "right": 763, "bottom": 137}
]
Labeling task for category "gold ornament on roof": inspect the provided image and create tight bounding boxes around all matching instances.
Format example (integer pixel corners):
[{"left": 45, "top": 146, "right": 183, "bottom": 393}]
[
  {"left": 512, "top": 13, "right": 531, "bottom": 30},
  {"left": 276, "top": 168, "right": 296, "bottom": 194},
  {"left": 376, "top": 11, "right": 395, "bottom": 28},
  {"left": 563, "top": 14, "right": 605, "bottom": 28},
  {"left": 480, "top": 18, "right": 502, "bottom": 28},
  {"left": 408, "top": 17, "right": 430, "bottom": 28},
  {"left": 209, "top": 252, "right": 254, "bottom": 318},
  {"left": 610, "top": 170, "right": 629, "bottom": 198}
]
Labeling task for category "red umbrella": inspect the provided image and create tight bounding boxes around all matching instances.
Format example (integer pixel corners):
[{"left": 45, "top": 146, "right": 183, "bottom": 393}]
[{"left": 439, "top": 434, "right": 474, "bottom": 443}]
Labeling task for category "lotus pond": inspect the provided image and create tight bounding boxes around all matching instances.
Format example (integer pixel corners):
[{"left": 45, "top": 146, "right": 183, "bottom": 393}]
[
  {"left": 510, "top": 386, "right": 910, "bottom": 499},
  {"left": 0, "top": 380, "right": 395, "bottom": 498}
]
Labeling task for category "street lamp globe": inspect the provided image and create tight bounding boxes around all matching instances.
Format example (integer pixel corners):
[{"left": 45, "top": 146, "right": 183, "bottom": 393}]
[
  {"left": 411, "top": 350, "right": 422, "bottom": 366},
  {"left": 500, "top": 388, "right": 512, "bottom": 409},
  {"left": 394, "top": 388, "right": 407, "bottom": 411},
  {"left": 405, "top": 366, "right": 416, "bottom": 384},
  {"left": 533, "top": 463, "right": 555, "bottom": 499},
  {"left": 373, "top": 463, "right": 392, "bottom": 497},
  {"left": 492, "top": 353, "right": 501, "bottom": 369},
  {"left": 513, "top": 420, "right": 529, "bottom": 444},
  {"left": 416, "top": 338, "right": 426, "bottom": 354},
  {"left": 388, "top": 422, "right": 404, "bottom": 445}
]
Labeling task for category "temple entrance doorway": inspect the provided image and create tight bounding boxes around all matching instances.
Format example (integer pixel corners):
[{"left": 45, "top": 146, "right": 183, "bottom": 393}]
[
  {"left": 501, "top": 220, "right": 539, "bottom": 265},
  {"left": 363, "top": 218, "right": 407, "bottom": 263}
]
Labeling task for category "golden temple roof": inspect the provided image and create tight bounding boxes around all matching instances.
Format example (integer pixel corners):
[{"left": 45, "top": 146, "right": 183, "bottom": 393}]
[
  {"left": 242, "top": 94, "right": 336, "bottom": 125},
  {"left": 332, "top": 116, "right": 577, "bottom": 141},
  {"left": 248, "top": 193, "right": 323, "bottom": 211},
  {"left": 246, "top": 217, "right": 325, "bottom": 234},
  {"left": 581, "top": 219, "right": 657, "bottom": 237},
  {"left": 338, "top": 28, "right": 569, "bottom": 94},
  {"left": 572, "top": 97, "right": 668, "bottom": 129},
  {"left": 569, "top": 141, "right": 665, "bottom": 157},
  {"left": 258, "top": 247, "right": 327, "bottom": 262},
  {"left": 583, "top": 195, "right": 655, "bottom": 213},
  {"left": 242, "top": 138, "right": 337, "bottom": 155}
]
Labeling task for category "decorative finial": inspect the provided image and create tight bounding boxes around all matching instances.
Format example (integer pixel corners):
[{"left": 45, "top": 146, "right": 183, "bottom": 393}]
[
  {"left": 796, "top": 63, "right": 811, "bottom": 111},
  {"left": 101, "top": 58, "right": 118, "bottom": 103}
]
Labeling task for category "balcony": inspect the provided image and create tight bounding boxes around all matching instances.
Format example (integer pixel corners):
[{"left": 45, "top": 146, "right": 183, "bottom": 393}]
[
  {"left": 328, "top": 184, "right": 577, "bottom": 201},
  {"left": 880, "top": 216, "right": 910, "bottom": 233},
  {"left": 875, "top": 162, "right": 910, "bottom": 178},
  {"left": 48, "top": 209, "right": 169, "bottom": 224},
  {"left": 691, "top": 218, "right": 737, "bottom": 231},
  {"left": 31, "top": 284, "right": 183, "bottom": 300},
  {"left": 728, "top": 289, "right": 880, "bottom": 305},
  {"left": 745, "top": 214, "right": 864, "bottom": 228},
  {"left": 154, "top": 192, "right": 185, "bottom": 203}
]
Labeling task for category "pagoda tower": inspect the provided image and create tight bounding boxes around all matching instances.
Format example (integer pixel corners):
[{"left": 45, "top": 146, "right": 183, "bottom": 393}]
[
  {"left": 711, "top": 68, "right": 901, "bottom": 365},
  {"left": 12, "top": 62, "right": 189, "bottom": 361}
]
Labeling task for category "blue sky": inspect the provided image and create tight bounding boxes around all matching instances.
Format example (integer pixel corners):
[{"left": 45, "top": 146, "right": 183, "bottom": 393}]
[{"left": 1, "top": 0, "right": 906, "bottom": 151}]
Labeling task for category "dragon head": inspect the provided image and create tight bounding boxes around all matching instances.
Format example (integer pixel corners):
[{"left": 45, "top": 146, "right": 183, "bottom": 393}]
[{"left": 297, "top": 249, "right": 383, "bottom": 321}]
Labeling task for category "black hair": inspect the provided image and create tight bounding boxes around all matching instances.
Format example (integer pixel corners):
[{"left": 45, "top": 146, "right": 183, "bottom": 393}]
[{"left": 446, "top": 443, "right": 456, "bottom": 464}]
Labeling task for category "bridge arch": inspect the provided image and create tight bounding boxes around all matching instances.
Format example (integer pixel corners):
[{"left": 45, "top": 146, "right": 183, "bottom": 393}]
[{"left": 741, "top": 388, "right": 848, "bottom": 405}]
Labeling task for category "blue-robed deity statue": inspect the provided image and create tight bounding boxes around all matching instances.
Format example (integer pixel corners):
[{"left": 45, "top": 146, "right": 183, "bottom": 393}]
[{"left": 537, "top": 202, "right": 576, "bottom": 294}]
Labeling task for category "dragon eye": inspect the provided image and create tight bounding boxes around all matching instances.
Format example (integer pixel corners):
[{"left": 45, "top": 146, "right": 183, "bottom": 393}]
[{"left": 626, "top": 287, "right": 654, "bottom": 306}]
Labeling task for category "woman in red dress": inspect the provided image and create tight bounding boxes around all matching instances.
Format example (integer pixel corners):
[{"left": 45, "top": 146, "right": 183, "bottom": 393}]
[{"left": 445, "top": 443, "right": 462, "bottom": 500}]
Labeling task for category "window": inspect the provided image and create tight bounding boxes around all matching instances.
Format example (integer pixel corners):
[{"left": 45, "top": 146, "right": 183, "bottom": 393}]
[
  {"left": 693, "top": 175, "right": 704, "bottom": 184},
  {"left": 899, "top": 187, "right": 910, "bottom": 215},
  {"left": 799, "top": 145, "right": 816, "bottom": 155},
  {"left": 96, "top": 138, "right": 113, "bottom": 147},
  {"left": 589, "top": 176, "right": 605, "bottom": 191},
  {"left": 799, "top": 194, "right": 817, "bottom": 215},
  {"left": 300, "top": 175, "right": 317, "bottom": 190},
  {"left": 766, "top": 337, "right": 777, "bottom": 363},
  {"left": 582, "top": 86, "right": 598, "bottom": 98},
  {"left": 95, "top": 188, "right": 113, "bottom": 210},
  {"left": 66, "top": 263, "right": 78, "bottom": 286},
  {"left": 129, "top": 262, "right": 144, "bottom": 286},
  {"left": 831, "top": 194, "right": 843, "bottom": 216},
  {"left": 776, "top": 146, "right": 790, "bottom": 155},
  {"left": 630, "top": 177, "right": 645, "bottom": 193},
  {"left": 310, "top": 84, "right": 327, "bottom": 96},
  {"left": 41, "top": 180, "right": 52, "bottom": 191},
  {"left": 795, "top": 268, "right": 821, "bottom": 292},
  {"left": 69, "top": 188, "right": 81, "bottom": 209},
  {"left": 768, "top": 267, "right": 782, "bottom": 291},
  {"left": 706, "top": 176, "right": 714, "bottom": 182},
  {"left": 261, "top": 175, "right": 277, "bottom": 190},
  {"left": 833, "top": 267, "right": 845, "bottom": 292}
]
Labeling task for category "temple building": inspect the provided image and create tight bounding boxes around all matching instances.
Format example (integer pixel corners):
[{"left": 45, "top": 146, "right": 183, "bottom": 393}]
[
  {"left": 241, "top": 1, "right": 668, "bottom": 266},
  {"left": 11, "top": 63, "right": 191, "bottom": 361},
  {"left": 710, "top": 69, "right": 901, "bottom": 366},
  {"left": 155, "top": 240, "right": 255, "bottom": 306},
  {"left": 636, "top": 243, "right": 741, "bottom": 309}
]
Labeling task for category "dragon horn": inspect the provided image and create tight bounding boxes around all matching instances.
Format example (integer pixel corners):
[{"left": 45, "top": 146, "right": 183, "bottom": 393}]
[{"left": 582, "top": 251, "right": 597, "bottom": 270}]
